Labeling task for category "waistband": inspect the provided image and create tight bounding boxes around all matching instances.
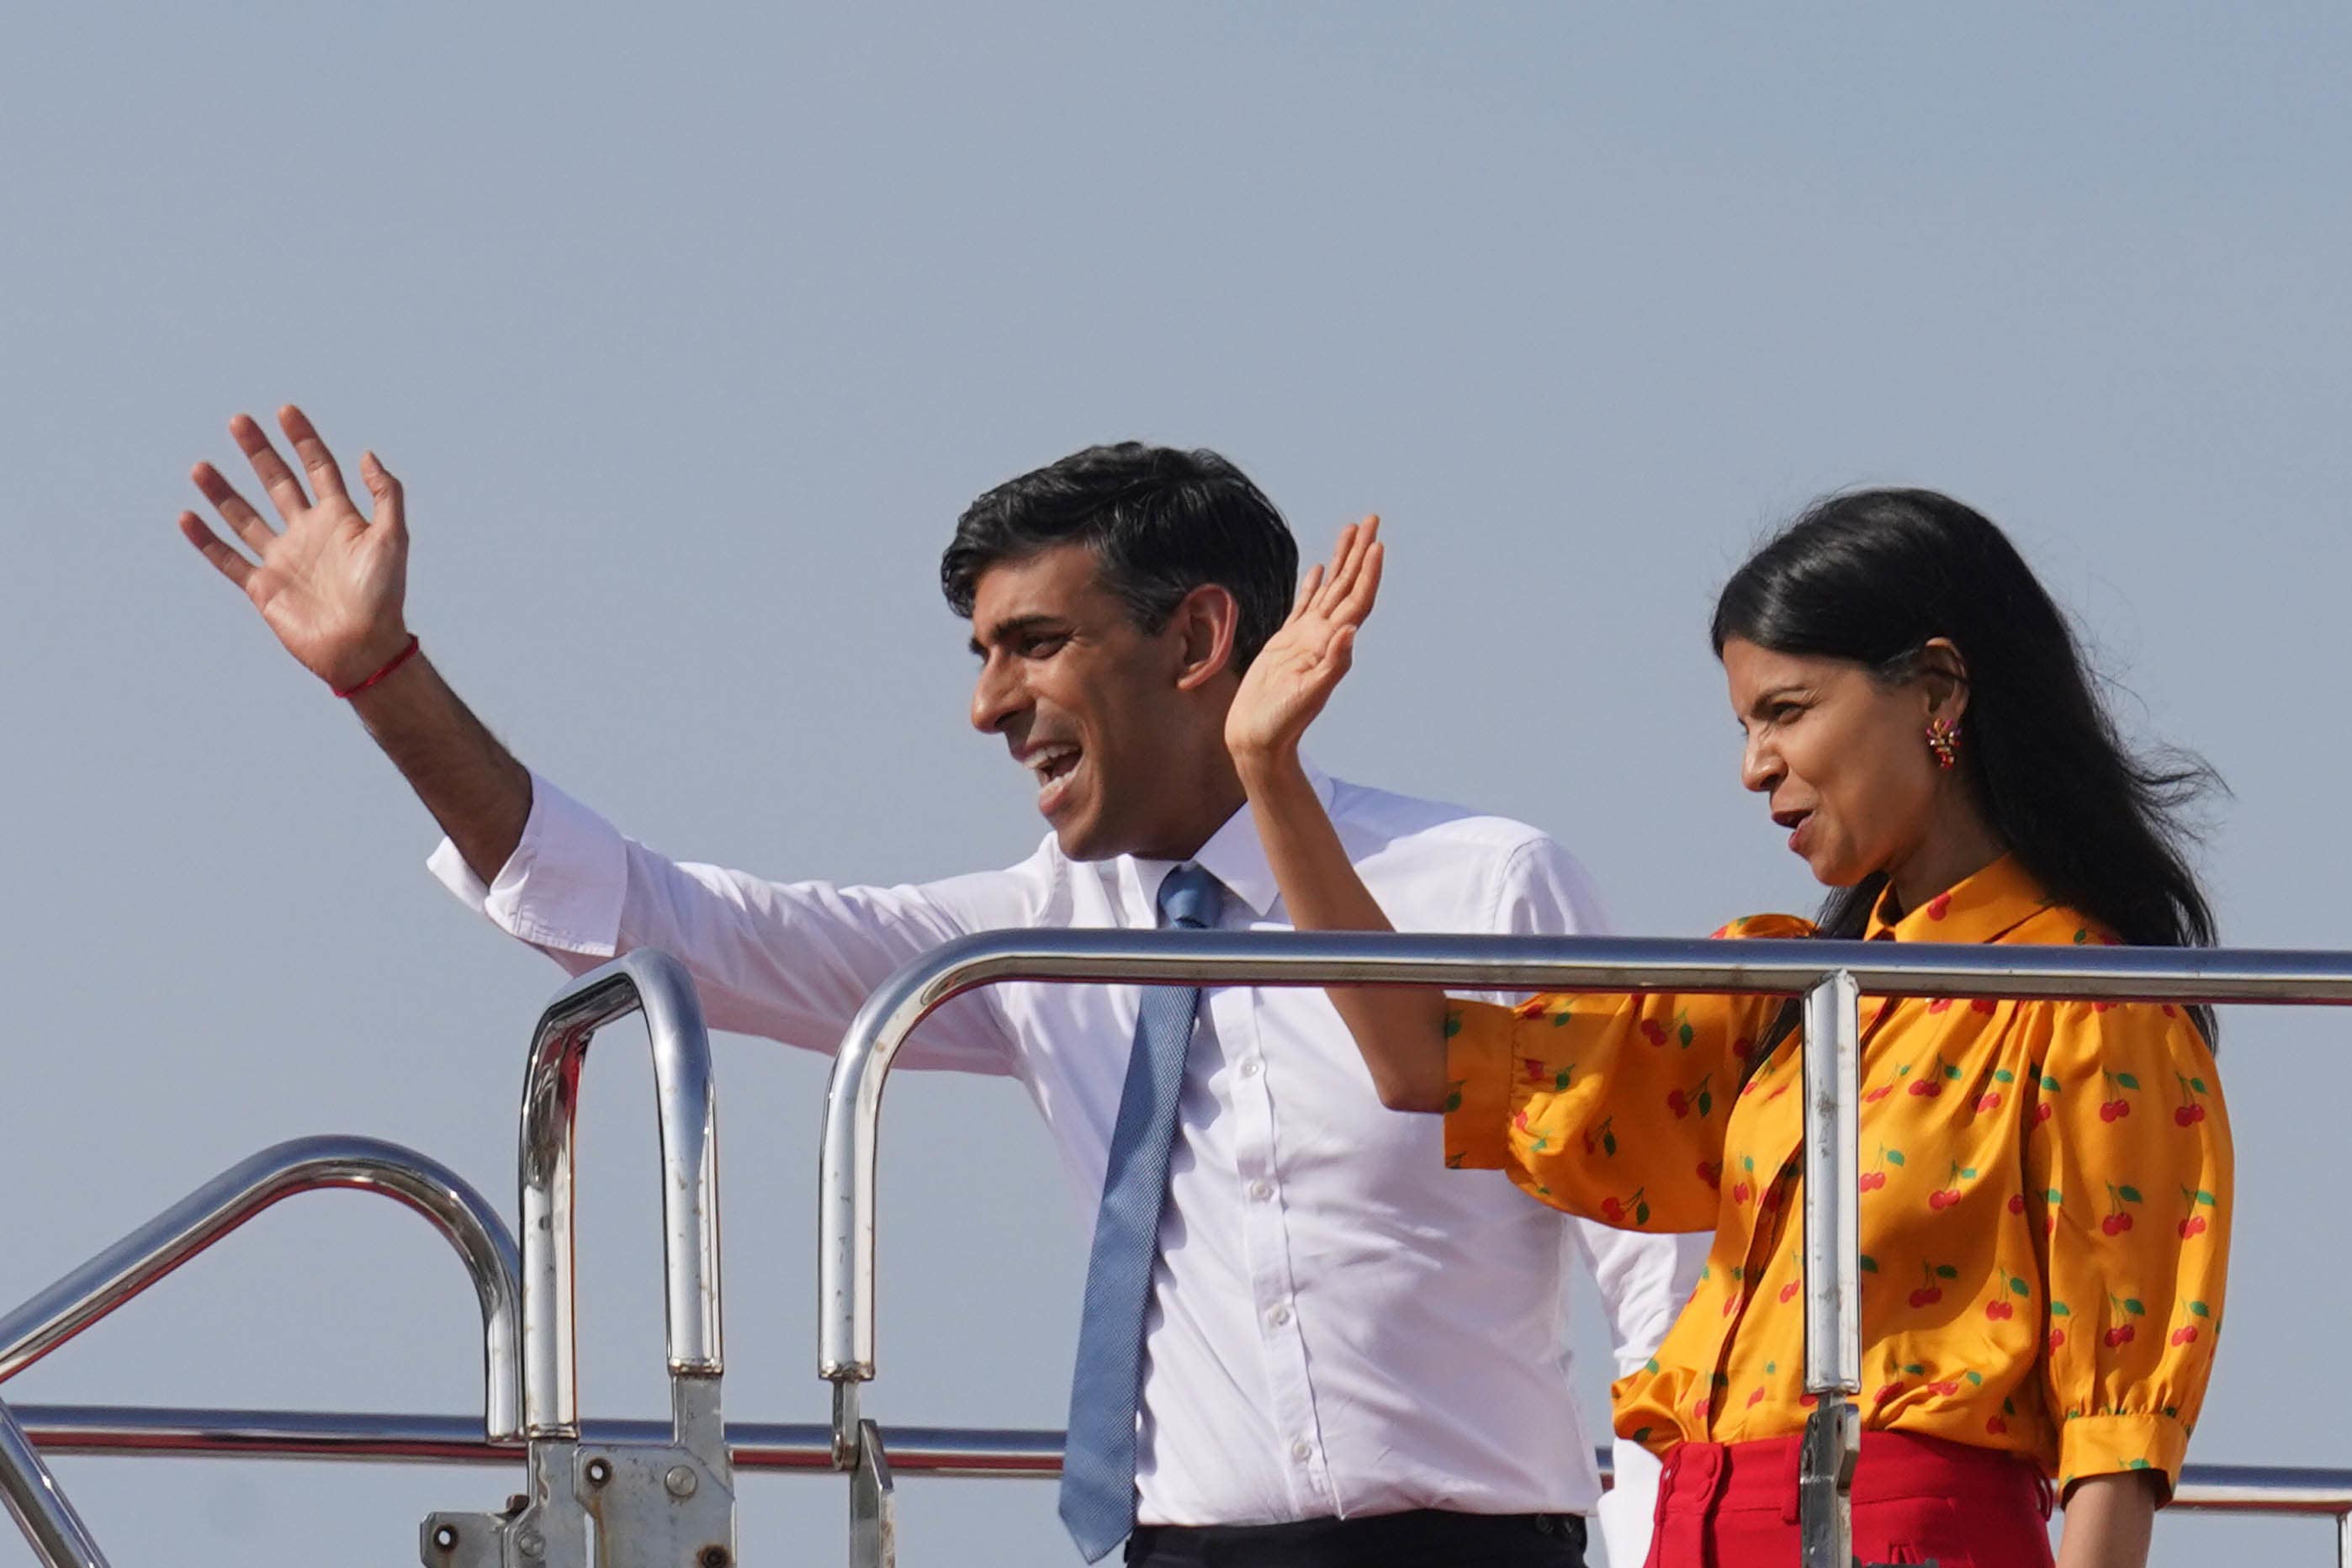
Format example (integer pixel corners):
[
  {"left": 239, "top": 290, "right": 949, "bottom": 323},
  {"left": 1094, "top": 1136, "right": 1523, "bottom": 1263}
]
[
  {"left": 1657, "top": 1430, "right": 2053, "bottom": 1524},
  {"left": 1127, "top": 1509, "right": 1585, "bottom": 1557}
]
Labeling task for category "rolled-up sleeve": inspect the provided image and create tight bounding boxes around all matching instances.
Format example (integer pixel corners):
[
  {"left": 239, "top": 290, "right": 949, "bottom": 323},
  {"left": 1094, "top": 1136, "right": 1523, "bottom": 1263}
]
[
  {"left": 430, "top": 775, "right": 629, "bottom": 956},
  {"left": 430, "top": 773, "right": 1019, "bottom": 1073}
]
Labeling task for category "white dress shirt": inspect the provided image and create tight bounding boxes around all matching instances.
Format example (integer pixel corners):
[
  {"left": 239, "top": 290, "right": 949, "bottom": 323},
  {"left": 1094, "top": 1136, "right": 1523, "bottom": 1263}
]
[{"left": 430, "top": 763, "right": 1703, "bottom": 1555}]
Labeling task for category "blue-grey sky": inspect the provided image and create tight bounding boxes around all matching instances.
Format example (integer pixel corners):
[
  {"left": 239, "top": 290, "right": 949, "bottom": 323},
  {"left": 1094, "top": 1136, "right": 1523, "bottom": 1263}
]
[{"left": 3, "top": 5, "right": 2347, "bottom": 1564}]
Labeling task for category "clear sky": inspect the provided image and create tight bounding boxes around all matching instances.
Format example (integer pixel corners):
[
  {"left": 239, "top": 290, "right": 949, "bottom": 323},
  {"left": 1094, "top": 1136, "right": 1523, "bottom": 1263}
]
[{"left": 4, "top": 4, "right": 2348, "bottom": 1564}]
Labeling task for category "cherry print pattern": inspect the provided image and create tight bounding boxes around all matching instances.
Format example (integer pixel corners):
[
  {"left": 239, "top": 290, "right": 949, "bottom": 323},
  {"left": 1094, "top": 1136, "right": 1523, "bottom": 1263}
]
[{"left": 1445, "top": 856, "right": 2230, "bottom": 1500}]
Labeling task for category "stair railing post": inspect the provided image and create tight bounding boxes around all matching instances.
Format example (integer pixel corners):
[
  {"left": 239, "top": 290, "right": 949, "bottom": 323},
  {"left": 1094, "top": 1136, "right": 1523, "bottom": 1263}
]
[
  {"left": 424, "top": 950, "right": 734, "bottom": 1568},
  {"left": 0, "top": 1393, "right": 109, "bottom": 1568},
  {"left": 1797, "top": 969, "right": 1864, "bottom": 1568}
]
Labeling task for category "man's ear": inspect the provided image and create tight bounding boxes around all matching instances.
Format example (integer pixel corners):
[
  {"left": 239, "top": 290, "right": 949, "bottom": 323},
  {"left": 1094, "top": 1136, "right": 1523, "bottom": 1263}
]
[
  {"left": 1169, "top": 584, "right": 1242, "bottom": 691},
  {"left": 1917, "top": 636, "right": 1971, "bottom": 723}
]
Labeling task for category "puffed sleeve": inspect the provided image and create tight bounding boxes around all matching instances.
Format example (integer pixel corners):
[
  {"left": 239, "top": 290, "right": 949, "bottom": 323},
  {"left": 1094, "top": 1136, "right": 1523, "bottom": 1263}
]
[
  {"left": 1443, "top": 913, "right": 1812, "bottom": 1231},
  {"left": 2024, "top": 999, "right": 2232, "bottom": 1499}
]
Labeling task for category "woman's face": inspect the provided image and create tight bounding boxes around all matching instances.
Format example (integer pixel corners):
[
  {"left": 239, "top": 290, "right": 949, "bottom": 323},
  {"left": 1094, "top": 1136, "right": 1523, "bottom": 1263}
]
[{"left": 1720, "top": 637, "right": 1952, "bottom": 889}]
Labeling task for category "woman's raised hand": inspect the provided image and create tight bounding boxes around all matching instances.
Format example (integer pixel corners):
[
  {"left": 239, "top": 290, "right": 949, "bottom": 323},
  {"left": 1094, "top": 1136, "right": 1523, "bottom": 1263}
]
[
  {"left": 177, "top": 405, "right": 414, "bottom": 691},
  {"left": 1226, "top": 516, "right": 1384, "bottom": 770}
]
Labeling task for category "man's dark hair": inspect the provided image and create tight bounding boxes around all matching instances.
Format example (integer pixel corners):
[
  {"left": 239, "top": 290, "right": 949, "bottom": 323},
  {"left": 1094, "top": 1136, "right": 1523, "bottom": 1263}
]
[{"left": 941, "top": 442, "right": 1300, "bottom": 671}]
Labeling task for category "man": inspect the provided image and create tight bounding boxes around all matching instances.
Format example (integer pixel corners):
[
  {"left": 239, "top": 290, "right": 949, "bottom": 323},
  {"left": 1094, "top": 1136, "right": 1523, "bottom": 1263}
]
[{"left": 178, "top": 408, "right": 1703, "bottom": 1567}]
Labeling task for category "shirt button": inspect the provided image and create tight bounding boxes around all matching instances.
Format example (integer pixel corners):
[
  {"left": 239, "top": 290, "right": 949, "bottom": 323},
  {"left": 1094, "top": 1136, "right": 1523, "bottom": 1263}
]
[
  {"left": 1268, "top": 1303, "right": 1292, "bottom": 1327},
  {"left": 1290, "top": 1438, "right": 1313, "bottom": 1462},
  {"left": 1248, "top": 1179, "right": 1274, "bottom": 1201},
  {"left": 1238, "top": 1057, "right": 1262, "bottom": 1078}
]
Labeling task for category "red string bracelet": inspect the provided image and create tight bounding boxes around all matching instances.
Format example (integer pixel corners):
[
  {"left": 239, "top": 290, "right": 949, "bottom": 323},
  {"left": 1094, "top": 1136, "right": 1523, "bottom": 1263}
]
[{"left": 331, "top": 634, "right": 421, "bottom": 699}]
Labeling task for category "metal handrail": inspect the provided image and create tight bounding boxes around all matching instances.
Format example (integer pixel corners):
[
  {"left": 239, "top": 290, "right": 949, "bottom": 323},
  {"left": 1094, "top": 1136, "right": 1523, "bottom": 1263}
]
[
  {"left": 11, "top": 1406, "right": 2349, "bottom": 1529},
  {"left": 8, "top": 932, "right": 2344, "bottom": 1562},
  {"left": 817, "top": 928, "right": 2352, "bottom": 1558},
  {"left": 0, "top": 954, "right": 732, "bottom": 1568},
  {"left": 3, "top": 1403, "right": 2335, "bottom": 1491},
  {"left": 818, "top": 929, "right": 2352, "bottom": 1382},
  {"left": 0, "top": 1135, "right": 522, "bottom": 1443},
  {"left": 517, "top": 949, "right": 723, "bottom": 1438},
  {"left": 0, "top": 1395, "right": 108, "bottom": 1568},
  {"left": 11, "top": 1406, "right": 1059, "bottom": 1477}
]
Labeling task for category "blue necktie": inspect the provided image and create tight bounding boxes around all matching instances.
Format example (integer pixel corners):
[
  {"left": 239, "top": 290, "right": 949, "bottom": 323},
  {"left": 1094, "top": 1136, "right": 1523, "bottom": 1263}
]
[{"left": 1059, "top": 862, "right": 1224, "bottom": 1563}]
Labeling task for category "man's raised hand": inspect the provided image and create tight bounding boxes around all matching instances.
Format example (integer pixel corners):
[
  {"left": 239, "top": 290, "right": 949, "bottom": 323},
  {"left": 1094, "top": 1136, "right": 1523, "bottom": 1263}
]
[
  {"left": 1226, "top": 516, "right": 1385, "bottom": 770},
  {"left": 178, "top": 406, "right": 413, "bottom": 691}
]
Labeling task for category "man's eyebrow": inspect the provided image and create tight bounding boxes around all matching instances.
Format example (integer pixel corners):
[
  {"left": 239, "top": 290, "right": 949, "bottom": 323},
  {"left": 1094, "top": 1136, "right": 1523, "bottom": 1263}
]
[{"left": 969, "top": 613, "right": 1067, "bottom": 657}]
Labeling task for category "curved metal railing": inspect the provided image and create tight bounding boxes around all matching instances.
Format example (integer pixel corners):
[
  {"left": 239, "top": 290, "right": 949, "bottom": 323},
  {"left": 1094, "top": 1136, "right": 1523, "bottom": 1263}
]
[
  {"left": 0, "top": 951, "right": 736, "bottom": 1568},
  {"left": 0, "top": 1134, "right": 523, "bottom": 1442},
  {"left": 0, "top": 1132, "right": 521, "bottom": 1568},
  {"left": 415, "top": 948, "right": 734, "bottom": 1568},
  {"left": 516, "top": 948, "right": 724, "bottom": 1438},
  {"left": 817, "top": 929, "right": 2352, "bottom": 1564},
  {"left": 8, "top": 937, "right": 2350, "bottom": 1565}
]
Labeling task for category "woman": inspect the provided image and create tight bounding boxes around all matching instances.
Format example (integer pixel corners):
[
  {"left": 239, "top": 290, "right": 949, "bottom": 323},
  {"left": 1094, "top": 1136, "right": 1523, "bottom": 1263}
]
[{"left": 1226, "top": 495, "right": 2230, "bottom": 1568}]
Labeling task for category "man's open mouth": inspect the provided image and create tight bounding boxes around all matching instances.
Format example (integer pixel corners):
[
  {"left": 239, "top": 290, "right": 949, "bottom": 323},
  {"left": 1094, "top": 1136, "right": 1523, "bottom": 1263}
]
[{"left": 1026, "top": 744, "right": 1083, "bottom": 813}]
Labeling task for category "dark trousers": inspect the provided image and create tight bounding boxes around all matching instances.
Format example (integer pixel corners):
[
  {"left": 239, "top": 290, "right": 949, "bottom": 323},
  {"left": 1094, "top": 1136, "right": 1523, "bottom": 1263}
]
[{"left": 1125, "top": 1509, "right": 1587, "bottom": 1567}]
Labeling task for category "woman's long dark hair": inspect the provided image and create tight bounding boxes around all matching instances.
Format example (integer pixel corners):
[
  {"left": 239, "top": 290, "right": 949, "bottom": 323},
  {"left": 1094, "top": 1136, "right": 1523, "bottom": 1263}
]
[{"left": 1712, "top": 489, "right": 2222, "bottom": 1052}]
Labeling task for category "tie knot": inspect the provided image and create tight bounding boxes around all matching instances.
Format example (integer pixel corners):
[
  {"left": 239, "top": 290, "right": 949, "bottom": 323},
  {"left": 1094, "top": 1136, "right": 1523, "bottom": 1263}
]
[{"left": 1157, "top": 863, "right": 1222, "bottom": 931}]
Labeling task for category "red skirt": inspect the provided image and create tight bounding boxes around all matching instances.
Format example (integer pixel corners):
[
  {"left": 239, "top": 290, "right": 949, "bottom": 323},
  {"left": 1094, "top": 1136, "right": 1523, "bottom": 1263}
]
[{"left": 1643, "top": 1430, "right": 2054, "bottom": 1567}]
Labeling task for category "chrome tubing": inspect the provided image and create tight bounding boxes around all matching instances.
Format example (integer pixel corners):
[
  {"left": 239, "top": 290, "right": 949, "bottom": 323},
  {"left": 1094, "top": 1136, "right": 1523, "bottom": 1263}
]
[
  {"left": 0, "top": 1396, "right": 108, "bottom": 1568},
  {"left": 14, "top": 1406, "right": 2352, "bottom": 1522},
  {"left": 1797, "top": 971, "right": 1862, "bottom": 1568},
  {"left": 0, "top": 1135, "right": 522, "bottom": 1443},
  {"left": 1798, "top": 971, "right": 1865, "bottom": 1400},
  {"left": 518, "top": 949, "right": 723, "bottom": 1438},
  {"left": 819, "top": 927, "right": 2352, "bottom": 1386},
  {"left": 11, "top": 1406, "right": 1062, "bottom": 1477}
]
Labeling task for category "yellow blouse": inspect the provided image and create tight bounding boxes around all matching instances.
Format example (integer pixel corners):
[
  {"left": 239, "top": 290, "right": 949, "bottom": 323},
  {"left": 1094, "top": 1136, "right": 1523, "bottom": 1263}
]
[{"left": 1444, "top": 856, "right": 2231, "bottom": 1496}]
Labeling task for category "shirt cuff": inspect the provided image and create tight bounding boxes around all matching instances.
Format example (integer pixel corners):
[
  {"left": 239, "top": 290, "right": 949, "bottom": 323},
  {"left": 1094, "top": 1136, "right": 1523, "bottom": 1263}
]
[
  {"left": 2058, "top": 1412, "right": 2191, "bottom": 1502},
  {"left": 426, "top": 773, "right": 628, "bottom": 957},
  {"left": 1441, "top": 999, "right": 1517, "bottom": 1171}
]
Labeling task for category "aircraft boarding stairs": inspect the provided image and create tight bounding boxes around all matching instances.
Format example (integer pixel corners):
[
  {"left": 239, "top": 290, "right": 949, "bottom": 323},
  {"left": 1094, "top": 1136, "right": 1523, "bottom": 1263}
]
[{"left": 4, "top": 936, "right": 2350, "bottom": 1567}]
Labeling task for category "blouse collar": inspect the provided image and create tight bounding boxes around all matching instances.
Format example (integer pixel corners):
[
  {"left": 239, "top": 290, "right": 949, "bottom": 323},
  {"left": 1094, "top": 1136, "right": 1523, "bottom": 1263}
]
[{"left": 1864, "top": 852, "right": 2053, "bottom": 945}]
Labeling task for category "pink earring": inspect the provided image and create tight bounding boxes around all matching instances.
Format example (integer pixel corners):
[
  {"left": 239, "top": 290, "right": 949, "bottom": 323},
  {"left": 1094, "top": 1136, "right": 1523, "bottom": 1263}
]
[{"left": 1926, "top": 717, "right": 1962, "bottom": 771}]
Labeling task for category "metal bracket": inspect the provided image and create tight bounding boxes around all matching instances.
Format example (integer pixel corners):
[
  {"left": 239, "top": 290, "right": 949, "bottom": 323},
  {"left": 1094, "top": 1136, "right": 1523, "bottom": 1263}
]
[
  {"left": 420, "top": 1498, "right": 527, "bottom": 1568},
  {"left": 849, "top": 1418, "right": 896, "bottom": 1568},
  {"left": 575, "top": 1377, "right": 736, "bottom": 1568},
  {"left": 424, "top": 1385, "right": 737, "bottom": 1568},
  {"left": 422, "top": 1441, "right": 586, "bottom": 1567},
  {"left": 1797, "top": 1398, "right": 1860, "bottom": 1568}
]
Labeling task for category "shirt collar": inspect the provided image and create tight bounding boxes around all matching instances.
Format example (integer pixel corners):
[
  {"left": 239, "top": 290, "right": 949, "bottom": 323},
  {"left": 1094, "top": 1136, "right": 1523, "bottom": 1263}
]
[
  {"left": 1864, "top": 852, "right": 2053, "bottom": 944},
  {"left": 1126, "top": 756, "right": 1338, "bottom": 924}
]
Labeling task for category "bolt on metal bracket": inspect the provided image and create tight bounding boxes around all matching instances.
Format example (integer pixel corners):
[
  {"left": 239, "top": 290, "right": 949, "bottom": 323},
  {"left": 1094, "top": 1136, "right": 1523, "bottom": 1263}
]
[
  {"left": 424, "top": 953, "right": 734, "bottom": 1568},
  {"left": 575, "top": 1377, "right": 737, "bottom": 1568},
  {"left": 422, "top": 1442, "right": 585, "bottom": 1568}
]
